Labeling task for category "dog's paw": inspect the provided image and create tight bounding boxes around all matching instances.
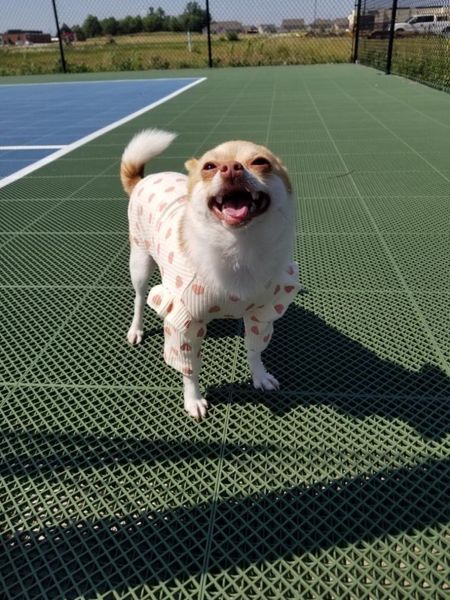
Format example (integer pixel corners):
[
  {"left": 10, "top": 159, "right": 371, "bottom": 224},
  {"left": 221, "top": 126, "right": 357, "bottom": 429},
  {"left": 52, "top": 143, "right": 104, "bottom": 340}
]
[
  {"left": 184, "top": 397, "right": 208, "bottom": 421},
  {"left": 127, "top": 326, "right": 144, "bottom": 345},
  {"left": 252, "top": 371, "right": 280, "bottom": 391}
]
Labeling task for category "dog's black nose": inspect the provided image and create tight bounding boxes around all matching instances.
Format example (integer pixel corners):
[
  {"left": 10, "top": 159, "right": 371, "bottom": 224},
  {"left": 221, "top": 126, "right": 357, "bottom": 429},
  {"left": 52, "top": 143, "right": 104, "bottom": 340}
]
[{"left": 220, "top": 161, "right": 244, "bottom": 181}]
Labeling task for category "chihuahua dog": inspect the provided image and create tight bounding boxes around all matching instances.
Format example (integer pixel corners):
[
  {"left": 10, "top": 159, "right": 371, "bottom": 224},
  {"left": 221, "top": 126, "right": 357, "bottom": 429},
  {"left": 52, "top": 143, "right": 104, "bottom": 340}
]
[{"left": 121, "top": 129, "right": 300, "bottom": 419}]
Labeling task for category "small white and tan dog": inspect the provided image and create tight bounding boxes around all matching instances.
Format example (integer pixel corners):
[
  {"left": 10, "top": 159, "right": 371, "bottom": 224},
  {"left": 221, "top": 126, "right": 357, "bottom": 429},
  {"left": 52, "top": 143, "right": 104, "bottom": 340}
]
[{"left": 121, "top": 129, "right": 300, "bottom": 419}]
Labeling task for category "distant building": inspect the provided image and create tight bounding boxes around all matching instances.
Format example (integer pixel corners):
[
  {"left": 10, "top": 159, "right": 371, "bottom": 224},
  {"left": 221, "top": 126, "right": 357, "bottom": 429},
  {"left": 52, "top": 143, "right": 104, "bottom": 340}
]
[
  {"left": 333, "top": 18, "right": 349, "bottom": 32},
  {"left": 61, "top": 30, "right": 77, "bottom": 43},
  {"left": 281, "top": 19, "right": 305, "bottom": 32},
  {"left": 0, "top": 29, "right": 51, "bottom": 45},
  {"left": 310, "top": 19, "right": 334, "bottom": 32},
  {"left": 258, "top": 24, "right": 277, "bottom": 34},
  {"left": 208, "top": 21, "right": 244, "bottom": 34}
]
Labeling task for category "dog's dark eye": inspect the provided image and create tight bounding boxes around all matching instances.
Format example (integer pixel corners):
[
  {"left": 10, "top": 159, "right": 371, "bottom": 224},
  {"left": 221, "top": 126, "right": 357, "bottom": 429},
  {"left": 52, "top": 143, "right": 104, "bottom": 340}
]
[
  {"left": 251, "top": 157, "right": 271, "bottom": 168},
  {"left": 202, "top": 162, "right": 217, "bottom": 171}
]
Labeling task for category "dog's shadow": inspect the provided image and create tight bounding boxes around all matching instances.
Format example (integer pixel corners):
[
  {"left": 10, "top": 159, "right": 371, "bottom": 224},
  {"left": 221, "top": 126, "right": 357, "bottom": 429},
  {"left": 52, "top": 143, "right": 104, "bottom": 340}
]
[{"left": 204, "top": 303, "right": 449, "bottom": 440}]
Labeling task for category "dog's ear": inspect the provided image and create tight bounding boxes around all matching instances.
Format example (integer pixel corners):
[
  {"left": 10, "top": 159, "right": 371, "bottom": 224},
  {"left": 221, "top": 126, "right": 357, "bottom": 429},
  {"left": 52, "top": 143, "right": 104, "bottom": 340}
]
[{"left": 184, "top": 158, "right": 198, "bottom": 172}]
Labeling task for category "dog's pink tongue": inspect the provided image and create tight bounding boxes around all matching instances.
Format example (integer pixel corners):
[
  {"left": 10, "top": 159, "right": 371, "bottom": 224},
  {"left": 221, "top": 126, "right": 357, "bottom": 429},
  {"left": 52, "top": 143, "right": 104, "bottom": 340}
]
[{"left": 222, "top": 201, "right": 249, "bottom": 224}]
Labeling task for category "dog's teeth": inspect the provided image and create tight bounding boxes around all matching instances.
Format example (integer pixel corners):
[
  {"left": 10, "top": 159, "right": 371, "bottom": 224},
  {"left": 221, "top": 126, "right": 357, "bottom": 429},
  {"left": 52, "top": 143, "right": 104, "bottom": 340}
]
[
  {"left": 251, "top": 191, "right": 259, "bottom": 200},
  {"left": 250, "top": 202, "right": 256, "bottom": 213},
  {"left": 216, "top": 196, "right": 223, "bottom": 204}
]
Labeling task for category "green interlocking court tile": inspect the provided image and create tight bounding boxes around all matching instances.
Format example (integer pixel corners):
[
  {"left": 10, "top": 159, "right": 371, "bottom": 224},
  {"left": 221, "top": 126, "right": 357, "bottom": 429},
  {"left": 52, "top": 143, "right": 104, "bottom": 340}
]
[
  {"left": 297, "top": 196, "right": 374, "bottom": 234},
  {"left": 1, "top": 65, "right": 449, "bottom": 599},
  {"left": 24, "top": 197, "right": 128, "bottom": 233}
]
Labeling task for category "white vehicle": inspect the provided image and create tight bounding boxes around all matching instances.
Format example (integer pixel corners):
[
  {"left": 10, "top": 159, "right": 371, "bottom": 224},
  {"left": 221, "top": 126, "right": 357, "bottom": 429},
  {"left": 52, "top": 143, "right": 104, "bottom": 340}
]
[{"left": 395, "top": 14, "right": 450, "bottom": 35}]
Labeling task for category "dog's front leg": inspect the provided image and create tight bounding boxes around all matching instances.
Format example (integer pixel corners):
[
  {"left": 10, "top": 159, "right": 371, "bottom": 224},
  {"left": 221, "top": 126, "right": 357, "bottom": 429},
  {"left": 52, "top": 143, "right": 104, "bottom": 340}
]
[
  {"left": 247, "top": 350, "right": 280, "bottom": 391},
  {"left": 164, "top": 320, "right": 208, "bottom": 420},
  {"left": 244, "top": 318, "right": 280, "bottom": 391},
  {"left": 183, "top": 372, "right": 208, "bottom": 421}
]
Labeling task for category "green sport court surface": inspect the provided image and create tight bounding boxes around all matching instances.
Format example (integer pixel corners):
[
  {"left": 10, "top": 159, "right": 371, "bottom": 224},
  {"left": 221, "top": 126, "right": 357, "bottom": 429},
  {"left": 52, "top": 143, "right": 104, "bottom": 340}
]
[{"left": 1, "top": 64, "right": 449, "bottom": 599}]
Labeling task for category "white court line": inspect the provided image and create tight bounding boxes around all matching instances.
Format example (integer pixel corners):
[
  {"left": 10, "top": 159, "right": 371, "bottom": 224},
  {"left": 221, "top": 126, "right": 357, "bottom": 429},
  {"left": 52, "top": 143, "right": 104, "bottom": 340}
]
[
  {"left": 0, "top": 77, "right": 206, "bottom": 190},
  {"left": 0, "top": 77, "right": 202, "bottom": 88},
  {"left": 0, "top": 145, "right": 66, "bottom": 150}
]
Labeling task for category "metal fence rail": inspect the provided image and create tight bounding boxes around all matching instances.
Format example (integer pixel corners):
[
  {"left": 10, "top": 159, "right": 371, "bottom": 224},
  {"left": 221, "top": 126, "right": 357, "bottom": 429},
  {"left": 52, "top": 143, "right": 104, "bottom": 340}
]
[
  {"left": 0, "top": 0, "right": 353, "bottom": 74},
  {"left": 354, "top": 0, "right": 450, "bottom": 91}
]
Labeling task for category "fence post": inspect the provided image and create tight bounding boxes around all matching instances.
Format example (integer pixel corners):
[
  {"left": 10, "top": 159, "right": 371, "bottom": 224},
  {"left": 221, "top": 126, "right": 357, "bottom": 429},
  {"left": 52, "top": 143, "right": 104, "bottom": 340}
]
[
  {"left": 205, "top": 0, "right": 213, "bottom": 67},
  {"left": 51, "top": 0, "right": 66, "bottom": 73},
  {"left": 352, "top": 0, "right": 362, "bottom": 62},
  {"left": 386, "top": 0, "right": 398, "bottom": 74}
]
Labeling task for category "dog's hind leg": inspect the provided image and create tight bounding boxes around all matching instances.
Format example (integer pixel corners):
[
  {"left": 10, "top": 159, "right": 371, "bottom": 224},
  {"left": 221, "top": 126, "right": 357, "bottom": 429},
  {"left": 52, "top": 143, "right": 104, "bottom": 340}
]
[{"left": 127, "top": 244, "right": 155, "bottom": 345}]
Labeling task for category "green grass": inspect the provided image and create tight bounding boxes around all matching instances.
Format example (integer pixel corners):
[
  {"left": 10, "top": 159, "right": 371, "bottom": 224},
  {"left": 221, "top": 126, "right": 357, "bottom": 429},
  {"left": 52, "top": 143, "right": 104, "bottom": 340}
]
[
  {"left": 2, "top": 31, "right": 448, "bottom": 94},
  {"left": 359, "top": 35, "right": 450, "bottom": 91},
  {"left": 0, "top": 33, "right": 352, "bottom": 75}
]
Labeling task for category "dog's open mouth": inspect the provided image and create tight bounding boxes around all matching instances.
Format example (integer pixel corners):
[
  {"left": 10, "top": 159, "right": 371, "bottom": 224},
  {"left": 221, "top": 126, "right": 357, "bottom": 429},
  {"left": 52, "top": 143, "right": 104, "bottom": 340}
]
[{"left": 208, "top": 190, "right": 270, "bottom": 226}]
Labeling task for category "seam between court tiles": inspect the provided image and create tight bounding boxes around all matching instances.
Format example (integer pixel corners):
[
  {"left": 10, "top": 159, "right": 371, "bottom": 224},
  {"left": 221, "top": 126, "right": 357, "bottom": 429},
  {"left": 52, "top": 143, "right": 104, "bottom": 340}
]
[
  {"left": 0, "top": 235, "right": 128, "bottom": 403},
  {"left": 1, "top": 232, "right": 447, "bottom": 237},
  {"left": 2, "top": 286, "right": 449, "bottom": 295},
  {"left": 2, "top": 194, "right": 448, "bottom": 205},
  {"left": 20, "top": 168, "right": 440, "bottom": 179},
  {"left": 1, "top": 429, "right": 142, "bottom": 600},
  {"left": 264, "top": 81, "right": 278, "bottom": 148},
  {"left": 305, "top": 84, "right": 450, "bottom": 375},
  {"left": 334, "top": 81, "right": 450, "bottom": 185},
  {"left": 366, "top": 77, "right": 450, "bottom": 131},
  {"left": 1, "top": 380, "right": 447, "bottom": 401},
  {"left": 0, "top": 159, "right": 121, "bottom": 253}
]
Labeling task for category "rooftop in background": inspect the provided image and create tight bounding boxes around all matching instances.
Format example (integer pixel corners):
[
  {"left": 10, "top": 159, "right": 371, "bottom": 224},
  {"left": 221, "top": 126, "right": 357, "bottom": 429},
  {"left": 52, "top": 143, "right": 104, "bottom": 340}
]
[{"left": 0, "top": 29, "right": 51, "bottom": 45}]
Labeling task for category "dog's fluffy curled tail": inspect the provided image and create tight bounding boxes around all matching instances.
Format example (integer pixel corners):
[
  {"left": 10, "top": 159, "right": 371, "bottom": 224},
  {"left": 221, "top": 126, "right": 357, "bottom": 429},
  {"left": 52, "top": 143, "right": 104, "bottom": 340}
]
[{"left": 120, "top": 128, "right": 176, "bottom": 196}]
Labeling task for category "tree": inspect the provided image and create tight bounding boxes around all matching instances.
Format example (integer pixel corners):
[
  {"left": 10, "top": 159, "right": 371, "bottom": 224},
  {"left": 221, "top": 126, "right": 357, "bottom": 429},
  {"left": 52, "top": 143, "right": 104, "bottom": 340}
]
[
  {"left": 180, "top": 1, "right": 208, "bottom": 32},
  {"left": 119, "top": 15, "right": 143, "bottom": 35},
  {"left": 82, "top": 14, "right": 102, "bottom": 38},
  {"left": 60, "top": 23, "right": 72, "bottom": 34},
  {"left": 143, "top": 6, "right": 168, "bottom": 32},
  {"left": 169, "top": 16, "right": 184, "bottom": 32},
  {"left": 71, "top": 25, "right": 86, "bottom": 41},
  {"left": 100, "top": 17, "right": 119, "bottom": 36}
]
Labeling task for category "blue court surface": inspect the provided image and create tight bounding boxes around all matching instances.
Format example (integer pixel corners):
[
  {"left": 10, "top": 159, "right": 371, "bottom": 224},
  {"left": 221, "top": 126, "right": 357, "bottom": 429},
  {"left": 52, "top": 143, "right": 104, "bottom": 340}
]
[{"left": 0, "top": 78, "right": 204, "bottom": 180}]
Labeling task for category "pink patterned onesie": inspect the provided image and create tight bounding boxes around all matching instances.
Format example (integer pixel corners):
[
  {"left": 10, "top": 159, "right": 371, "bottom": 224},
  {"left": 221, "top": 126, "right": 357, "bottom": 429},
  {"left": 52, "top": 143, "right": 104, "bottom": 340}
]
[{"left": 128, "top": 172, "right": 301, "bottom": 376}]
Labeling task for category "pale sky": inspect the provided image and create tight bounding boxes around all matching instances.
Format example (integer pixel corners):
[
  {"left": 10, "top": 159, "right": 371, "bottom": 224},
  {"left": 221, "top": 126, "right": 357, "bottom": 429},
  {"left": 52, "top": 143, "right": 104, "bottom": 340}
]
[{"left": 1, "top": 0, "right": 354, "bottom": 34}]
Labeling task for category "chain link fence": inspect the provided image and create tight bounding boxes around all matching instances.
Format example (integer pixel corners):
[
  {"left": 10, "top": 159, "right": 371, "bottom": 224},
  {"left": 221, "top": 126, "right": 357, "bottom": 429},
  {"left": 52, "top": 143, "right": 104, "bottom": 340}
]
[
  {"left": 355, "top": 0, "right": 450, "bottom": 91},
  {"left": 0, "top": 0, "right": 353, "bottom": 75},
  {"left": 2, "top": 0, "right": 449, "bottom": 91}
]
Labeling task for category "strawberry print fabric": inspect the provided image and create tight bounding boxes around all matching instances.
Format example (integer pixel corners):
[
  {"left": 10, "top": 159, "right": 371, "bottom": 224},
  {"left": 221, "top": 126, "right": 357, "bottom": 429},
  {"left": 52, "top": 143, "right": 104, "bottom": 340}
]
[{"left": 129, "top": 172, "right": 301, "bottom": 375}]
